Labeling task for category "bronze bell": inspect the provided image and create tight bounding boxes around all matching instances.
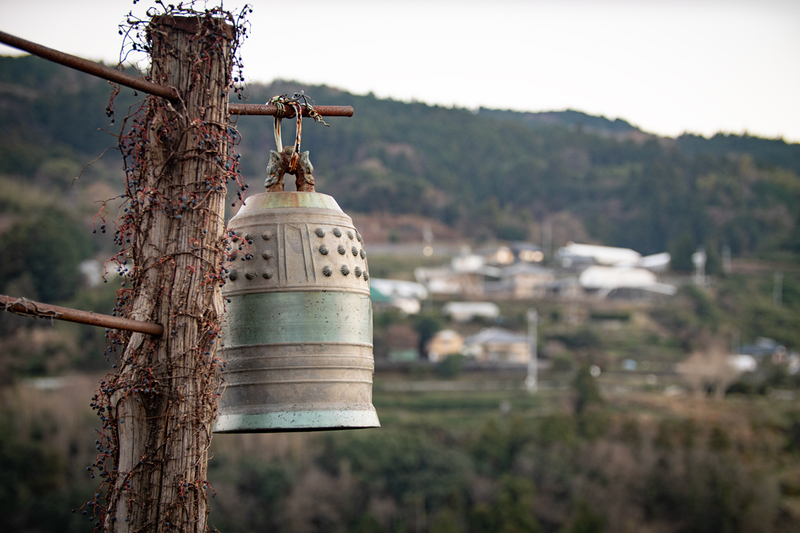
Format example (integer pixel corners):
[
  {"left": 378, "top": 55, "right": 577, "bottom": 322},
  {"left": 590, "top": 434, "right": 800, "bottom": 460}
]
[
  {"left": 214, "top": 190, "right": 380, "bottom": 432},
  {"left": 215, "top": 97, "right": 379, "bottom": 432}
]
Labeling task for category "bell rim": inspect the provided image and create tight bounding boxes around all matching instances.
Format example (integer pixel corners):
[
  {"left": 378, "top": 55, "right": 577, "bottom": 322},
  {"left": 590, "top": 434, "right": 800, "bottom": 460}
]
[{"left": 213, "top": 408, "right": 381, "bottom": 433}]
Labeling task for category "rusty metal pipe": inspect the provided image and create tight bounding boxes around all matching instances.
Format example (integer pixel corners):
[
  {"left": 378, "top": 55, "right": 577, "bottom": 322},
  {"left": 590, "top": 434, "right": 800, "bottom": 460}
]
[
  {"left": 228, "top": 104, "right": 354, "bottom": 117},
  {"left": 0, "top": 30, "right": 355, "bottom": 118},
  {"left": 0, "top": 30, "right": 180, "bottom": 101},
  {"left": 0, "top": 294, "right": 164, "bottom": 336}
]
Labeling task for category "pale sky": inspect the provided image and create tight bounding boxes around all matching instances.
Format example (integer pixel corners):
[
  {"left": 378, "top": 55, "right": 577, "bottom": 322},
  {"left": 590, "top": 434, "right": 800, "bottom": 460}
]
[{"left": 2, "top": 0, "right": 799, "bottom": 142}]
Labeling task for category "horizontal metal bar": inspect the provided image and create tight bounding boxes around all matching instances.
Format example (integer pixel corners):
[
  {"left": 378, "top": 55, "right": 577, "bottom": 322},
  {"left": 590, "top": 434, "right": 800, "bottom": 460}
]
[
  {"left": 0, "top": 294, "right": 164, "bottom": 337},
  {"left": 0, "top": 30, "right": 355, "bottom": 118},
  {"left": 228, "top": 104, "right": 354, "bottom": 117},
  {"left": 0, "top": 30, "right": 180, "bottom": 101}
]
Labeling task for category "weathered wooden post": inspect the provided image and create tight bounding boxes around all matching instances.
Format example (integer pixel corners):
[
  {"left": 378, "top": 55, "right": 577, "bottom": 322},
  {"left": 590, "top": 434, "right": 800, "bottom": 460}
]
[{"left": 99, "top": 13, "right": 236, "bottom": 532}]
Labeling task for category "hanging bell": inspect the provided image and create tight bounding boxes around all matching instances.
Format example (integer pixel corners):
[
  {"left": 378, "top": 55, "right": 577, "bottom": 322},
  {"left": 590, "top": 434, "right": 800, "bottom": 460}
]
[{"left": 214, "top": 102, "right": 379, "bottom": 432}]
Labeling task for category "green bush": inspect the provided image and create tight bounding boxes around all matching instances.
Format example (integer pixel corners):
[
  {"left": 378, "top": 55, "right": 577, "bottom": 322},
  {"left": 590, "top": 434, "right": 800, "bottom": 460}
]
[
  {"left": 0, "top": 209, "right": 92, "bottom": 303},
  {"left": 436, "top": 354, "right": 465, "bottom": 378},
  {"left": 551, "top": 355, "right": 574, "bottom": 372}
]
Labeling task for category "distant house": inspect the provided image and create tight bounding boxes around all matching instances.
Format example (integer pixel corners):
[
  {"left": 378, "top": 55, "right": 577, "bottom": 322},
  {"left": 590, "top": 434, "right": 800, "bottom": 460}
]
[
  {"left": 370, "top": 285, "right": 393, "bottom": 306},
  {"left": 463, "top": 327, "right": 530, "bottom": 364},
  {"left": 482, "top": 263, "right": 555, "bottom": 300},
  {"left": 451, "top": 252, "right": 485, "bottom": 273},
  {"left": 544, "top": 277, "right": 583, "bottom": 299},
  {"left": 789, "top": 354, "right": 800, "bottom": 375},
  {"left": 442, "top": 301, "right": 501, "bottom": 322},
  {"left": 728, "top": 354, "right": 758, "bottom": 373},
  {"left": 557, "top": 242, "right": 642, "bottom": 267},
  {"left": 370, "top": 278, "right": 428, "bottom": 300},
  {"left": 415, "top": 242, "right": 673, "bottom": 302},
  {"left": 640, "top": 252, "right": 671, "bottom": 272},
  {"left": 556, "top": 243, "right": 672, "bottom": 273},
  {"left": 511, "top": 243, "right": 544, "bottom": 263},
  {"left": 426, "top": 329, "right": 464, "bottom": 363},
  {"left": 79, "top": 259, "right": 104, "bottom": 287},
  {"left": 578, "top": 266, "right": 677, "bottom": 299},
  {"left": 370, "top": 278, "right": 428, "bottom": 314},
  {"left": 740, "top": 337, "right": 788, "bottom": 363},
  {"left": 452, "top": 242, "right": 543, "bottom": 272},
  {"left": 390, "top": 297, "right": 422, "bottom": 315},
  {"left": 499, "top": 263, "right": 554, "bottom": 299},
  {"left": 415, "top": 267, "right": 482, "bottom": 297},
  {"left": 479, "top": 245, "right": 516, "bottom": 266}
]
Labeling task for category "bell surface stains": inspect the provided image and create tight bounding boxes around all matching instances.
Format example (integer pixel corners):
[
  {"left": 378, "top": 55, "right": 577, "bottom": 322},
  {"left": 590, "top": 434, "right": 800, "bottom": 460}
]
[{"left": 215, "top": 192, "right": 378, "bottom": 432}]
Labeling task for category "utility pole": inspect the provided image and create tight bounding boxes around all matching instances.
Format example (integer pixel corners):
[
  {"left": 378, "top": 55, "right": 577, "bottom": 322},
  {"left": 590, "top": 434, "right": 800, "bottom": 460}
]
[
  {"left": 526, "top": 308, "right": 538, "bottom": 392},
  {"left": 692, "top": 246, "right": 706, "bottom": 287},
  {"left": 102, "top": 14, "right": 234, "bottom": 532},
  {"left": 722, "top": 244, "right": 731, "bottom": 275},
  {"left": 774, "top": 271, "right": 783, "bottom": 307},
  {"left": 542, "top": 220, "right": 552, "bottom": 259}
]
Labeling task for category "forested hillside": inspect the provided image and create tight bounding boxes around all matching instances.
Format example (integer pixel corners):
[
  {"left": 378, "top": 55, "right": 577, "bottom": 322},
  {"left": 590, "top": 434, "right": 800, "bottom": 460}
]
[{"left": 2, "top": 54, "right": 798, "bottom": 268}]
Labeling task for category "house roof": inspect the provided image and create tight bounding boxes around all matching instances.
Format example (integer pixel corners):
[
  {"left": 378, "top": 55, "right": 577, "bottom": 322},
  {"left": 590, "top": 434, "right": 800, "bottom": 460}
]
[
  {"left": 464, "top": 327, "right": 528, "bottom": 345},
  {"left": 432, "top": 329, "right": 463, "bottom": 341},
  {"left": 370, "top": 278, "right": 429, "bottom": 299},
  {"left": 500, "top": 263, "right": 554, "bottom": 277},
  {"left": 473, "top": 265, "right": 503, "bottom": 278},
  {"left": 557, "top": 242, "right": 642, "bottom": 266},
  {"left": 578, "top": 265, "right": 657, "bottom": 289},
  {"left": 740, "top": 337, "right": 786, "bottom": 358},
  {"left": 442, "top": 301, "right": 500, "bottom": 314},
  {"left": 369, "top": 286, "right": 392, "bottom": 303},
  {"left": 511, "top": 242, "right": 543, "bottom": 253}
]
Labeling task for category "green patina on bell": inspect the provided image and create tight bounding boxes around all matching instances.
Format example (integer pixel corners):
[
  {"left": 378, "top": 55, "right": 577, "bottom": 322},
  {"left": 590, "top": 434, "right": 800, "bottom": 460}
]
[{"left": 214, "top": 191, "right": 380, "bottom": 432}]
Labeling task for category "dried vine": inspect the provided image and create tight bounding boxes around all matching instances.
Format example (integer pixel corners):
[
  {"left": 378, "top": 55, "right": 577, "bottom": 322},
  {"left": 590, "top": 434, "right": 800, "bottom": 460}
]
[{"left": 75, "top": 2, "right": 253, "bottom": 531}]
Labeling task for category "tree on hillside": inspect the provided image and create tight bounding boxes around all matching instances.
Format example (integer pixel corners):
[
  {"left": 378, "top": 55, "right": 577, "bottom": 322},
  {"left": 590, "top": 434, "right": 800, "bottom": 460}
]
[
  {"left": 677, "top": 340, "right": 739, "bottom": 399},
  {"left": 669, "top": 232, "right": 696, "bottom": 272},
  {"left": 573, "top": 365, "right": 603, "bottom": 415},
  {"left": 0, "top": 209, "right": 92, "bottom": 303}
]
